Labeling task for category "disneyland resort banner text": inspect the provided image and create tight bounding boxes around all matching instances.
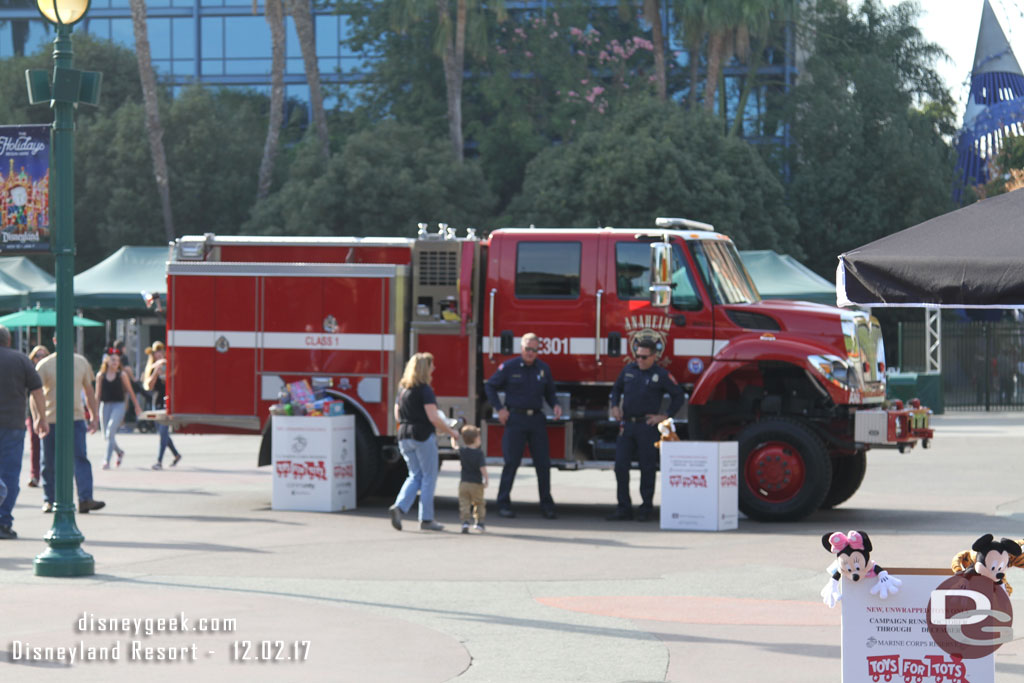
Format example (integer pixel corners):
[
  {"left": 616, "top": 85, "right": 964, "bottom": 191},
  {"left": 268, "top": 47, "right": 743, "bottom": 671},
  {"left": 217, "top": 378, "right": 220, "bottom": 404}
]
[{"left": 0, "top": 124, "right": 50, "bottom": 253}]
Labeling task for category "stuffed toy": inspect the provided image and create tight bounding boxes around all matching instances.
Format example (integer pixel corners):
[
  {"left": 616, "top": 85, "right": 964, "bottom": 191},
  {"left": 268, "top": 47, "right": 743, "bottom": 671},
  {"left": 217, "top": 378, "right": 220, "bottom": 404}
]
[
  {"left": 656, "top": 418, "right": 680, "bottom": 448},
  {"left": 950, "top": 534, "right": 1022, "bottom": 594},
  {"left": 820, "top": 530, "right": 902, "bottom": 608}
]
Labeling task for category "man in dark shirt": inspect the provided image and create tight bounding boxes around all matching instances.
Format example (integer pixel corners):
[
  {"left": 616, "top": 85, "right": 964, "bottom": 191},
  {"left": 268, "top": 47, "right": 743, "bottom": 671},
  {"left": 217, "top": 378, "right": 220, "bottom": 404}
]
[
  {"left": 0, "top": 325, "right": 48, "bottom": 539},
  {"left": 608, "top": 338, "right": 685, "bottom": 522},
  {"left": 484, "top": 332, "right": 563, "bottom": 519}
]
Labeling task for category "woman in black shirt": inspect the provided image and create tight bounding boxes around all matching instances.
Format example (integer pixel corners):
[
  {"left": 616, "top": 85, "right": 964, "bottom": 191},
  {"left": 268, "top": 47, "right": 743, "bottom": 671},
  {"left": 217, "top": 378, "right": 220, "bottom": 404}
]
[{"left": 389, "top": 352, "right": 459, "bottom": 532}]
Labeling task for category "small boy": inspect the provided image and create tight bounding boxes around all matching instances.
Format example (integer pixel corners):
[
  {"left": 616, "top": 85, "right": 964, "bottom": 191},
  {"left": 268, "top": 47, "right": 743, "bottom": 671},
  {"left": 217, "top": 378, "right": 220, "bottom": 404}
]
[{"left": 452, "top": 425, "right": 488, "bottom": 533}]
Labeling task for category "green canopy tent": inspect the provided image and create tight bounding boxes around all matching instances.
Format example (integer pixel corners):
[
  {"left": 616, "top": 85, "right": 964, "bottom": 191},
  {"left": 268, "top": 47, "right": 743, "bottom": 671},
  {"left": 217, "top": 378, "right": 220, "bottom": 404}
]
[
  {"left": 0, "top": 272, "right": 30, "bottom": 311},
  {"left": 739, "top": 250, "right": 837, "bottom": 306},
  {"left": 31, "top": 245, "right": 168, "bottom": 310},
  {"left": 0, "top": 256, "right": 54, "bottom": 311}
]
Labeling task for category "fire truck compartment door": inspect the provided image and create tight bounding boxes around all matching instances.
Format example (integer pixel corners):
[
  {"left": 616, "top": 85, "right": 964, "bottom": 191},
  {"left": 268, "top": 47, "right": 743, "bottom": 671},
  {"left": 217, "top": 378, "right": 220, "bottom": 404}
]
[{"left": 168, "top": 272, "right": 259, "bottom": 418}]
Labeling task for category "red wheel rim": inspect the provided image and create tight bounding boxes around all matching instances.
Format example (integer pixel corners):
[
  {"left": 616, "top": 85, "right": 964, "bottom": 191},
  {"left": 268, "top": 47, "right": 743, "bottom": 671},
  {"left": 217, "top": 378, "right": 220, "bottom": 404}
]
[{"left": 745, "top": 440, "right": 806, "bottom": 503}]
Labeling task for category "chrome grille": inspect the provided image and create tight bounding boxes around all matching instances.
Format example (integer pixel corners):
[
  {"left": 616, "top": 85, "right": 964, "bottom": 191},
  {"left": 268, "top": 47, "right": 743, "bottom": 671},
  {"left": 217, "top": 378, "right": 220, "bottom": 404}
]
[{"left": 417, "top": 250, "right": 458, "bottom": 286}]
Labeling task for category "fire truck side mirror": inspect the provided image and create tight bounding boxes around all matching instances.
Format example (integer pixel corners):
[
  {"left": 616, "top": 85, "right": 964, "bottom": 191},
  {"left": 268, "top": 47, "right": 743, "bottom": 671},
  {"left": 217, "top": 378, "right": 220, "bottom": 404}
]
[{"left": 649, "top": 242, "right": 672, "bottom": 308}]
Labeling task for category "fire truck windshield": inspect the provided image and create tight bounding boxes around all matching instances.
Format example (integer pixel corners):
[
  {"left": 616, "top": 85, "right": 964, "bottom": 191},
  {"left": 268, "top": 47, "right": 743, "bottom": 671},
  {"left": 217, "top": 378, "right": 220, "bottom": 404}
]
[{"left": 690, "top": 240, "right": 761, "bottom": 305}]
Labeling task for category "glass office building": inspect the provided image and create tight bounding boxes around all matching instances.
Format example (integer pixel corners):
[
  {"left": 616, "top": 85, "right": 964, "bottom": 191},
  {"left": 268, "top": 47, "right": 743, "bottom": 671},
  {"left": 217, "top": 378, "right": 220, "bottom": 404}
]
[
  {"left": 1, "top": 0, "right": 793, "bottom": 143},
  {"left": 0, "top": 0, "right": 364, "bottom": 108}
]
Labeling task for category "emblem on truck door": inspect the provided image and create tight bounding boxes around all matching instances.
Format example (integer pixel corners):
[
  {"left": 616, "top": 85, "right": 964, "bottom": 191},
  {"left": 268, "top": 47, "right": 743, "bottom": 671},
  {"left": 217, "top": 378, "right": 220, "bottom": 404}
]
[
  {"left": 625, "top": 314, "right": 670, "bottom": 361},
  {"left": 323, "top": 315, "right": 339, "bottom": 333},
  {"left": 215, "top": 335, "right": 229, "bottom": 353}
]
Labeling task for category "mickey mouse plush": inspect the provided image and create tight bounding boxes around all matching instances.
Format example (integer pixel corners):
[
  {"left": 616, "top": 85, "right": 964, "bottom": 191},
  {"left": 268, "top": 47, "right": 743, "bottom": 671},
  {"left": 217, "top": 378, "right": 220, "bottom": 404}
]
[
  {"left": 951, "top": 534, "right": 1022, "bottom": 592},
  {"left": 820, "top": 530, "right": 902, "bottom": 608}
]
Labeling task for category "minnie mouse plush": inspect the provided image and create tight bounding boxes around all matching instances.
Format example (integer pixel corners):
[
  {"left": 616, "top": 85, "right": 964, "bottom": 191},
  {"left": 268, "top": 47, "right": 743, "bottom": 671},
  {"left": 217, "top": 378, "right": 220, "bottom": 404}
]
[{"left": 820, "top": 530, "right": 902, "bottom": 608}]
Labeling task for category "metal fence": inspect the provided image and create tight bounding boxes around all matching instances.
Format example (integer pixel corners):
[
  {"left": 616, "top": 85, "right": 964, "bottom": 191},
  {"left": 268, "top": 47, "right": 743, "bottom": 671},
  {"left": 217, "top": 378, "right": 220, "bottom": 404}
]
[{"left": 897, "top": 321, "right": 1024, "bottom": 411}]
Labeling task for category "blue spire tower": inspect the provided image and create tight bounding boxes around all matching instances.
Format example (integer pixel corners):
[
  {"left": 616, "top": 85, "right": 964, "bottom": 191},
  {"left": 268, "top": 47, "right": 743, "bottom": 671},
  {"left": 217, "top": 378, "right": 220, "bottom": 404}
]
[{"left": 953, "top": 0, "right": 1024, "bottom": 202}]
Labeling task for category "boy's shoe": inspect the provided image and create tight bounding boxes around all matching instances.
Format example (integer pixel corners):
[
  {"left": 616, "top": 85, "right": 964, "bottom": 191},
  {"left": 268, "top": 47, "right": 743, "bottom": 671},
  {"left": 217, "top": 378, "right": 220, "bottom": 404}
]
[
  {"left": 0, "top": 525, "right": 17, "bottom": 539},
  {"left": 461, "top": 522, "right": 470, "bottom": 534},
  {"left": 388, "top": 505, "right": 403, "bottom": 531},
  {"left": 116, "top": 450, "right": 124, "bottom": 467},
  {"left": 42, "top": 502, "right": 53, "bottom": 513},
  {"left": 171, "top": 453, "right": 182, "bottom": 467},
  {"left": 420, "top": 520, "right": 444, "bottom": 531},
  {"left": 27, "top": 477, "right": 39, "bottom": 488},
  {"left": 152, "top": 462, "right": 162, "bottom": 470},
  {"left": 102, "top": 463, "right": 110, "bottom": 470},
  {"left": 474, "top": 523, "right": 486, "bottom": 533}
]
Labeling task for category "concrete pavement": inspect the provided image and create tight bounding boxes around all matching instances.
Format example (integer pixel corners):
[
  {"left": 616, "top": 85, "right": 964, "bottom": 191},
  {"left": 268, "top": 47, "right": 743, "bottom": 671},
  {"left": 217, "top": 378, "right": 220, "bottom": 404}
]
[{"left": 2, "top": 413, "right": 1024, "bottom": 681}]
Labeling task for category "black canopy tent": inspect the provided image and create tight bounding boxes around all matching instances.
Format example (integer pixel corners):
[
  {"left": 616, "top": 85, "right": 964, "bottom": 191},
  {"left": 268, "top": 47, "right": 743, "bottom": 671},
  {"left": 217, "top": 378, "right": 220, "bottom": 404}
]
[{"left": 837, "top": 188, "right": 1024, "bottom": 307}]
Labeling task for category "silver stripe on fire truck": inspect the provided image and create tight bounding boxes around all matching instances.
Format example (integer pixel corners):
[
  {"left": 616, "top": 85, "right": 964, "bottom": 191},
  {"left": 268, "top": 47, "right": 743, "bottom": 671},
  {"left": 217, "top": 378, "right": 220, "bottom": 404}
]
[
  {"left": 167, "top": 262, "right": 408, "bottom": 278},
  {"left": 168, "top": 331, "right": 395, "bottom": 351},
  {"left": 481, "top": 337, "right": 627, "bottom": 355},
  {"left": 673, "top": 339, "right": 729, "bottom": 357},
  {"left": 168, "top": 330, "right": 257, "bottom": 348}
]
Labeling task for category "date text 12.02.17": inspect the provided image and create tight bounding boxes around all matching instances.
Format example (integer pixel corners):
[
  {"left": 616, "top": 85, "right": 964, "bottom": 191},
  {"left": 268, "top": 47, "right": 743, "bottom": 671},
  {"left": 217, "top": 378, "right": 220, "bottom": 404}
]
[{"left": 231, "top": 640, "right": 310, "bottom": 662}]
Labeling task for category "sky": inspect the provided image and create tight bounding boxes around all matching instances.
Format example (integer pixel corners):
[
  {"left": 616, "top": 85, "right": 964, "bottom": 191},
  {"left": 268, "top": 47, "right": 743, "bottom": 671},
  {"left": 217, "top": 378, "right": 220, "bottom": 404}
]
[{"left": 882, "top": 0, "right": 1024, "bottom": 121}]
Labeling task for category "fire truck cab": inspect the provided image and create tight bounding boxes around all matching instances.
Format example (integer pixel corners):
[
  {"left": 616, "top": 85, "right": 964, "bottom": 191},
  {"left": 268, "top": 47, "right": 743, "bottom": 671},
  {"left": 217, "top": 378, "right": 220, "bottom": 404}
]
[{"left": 162, "top": 220, "right": 932, "bottom": 522}]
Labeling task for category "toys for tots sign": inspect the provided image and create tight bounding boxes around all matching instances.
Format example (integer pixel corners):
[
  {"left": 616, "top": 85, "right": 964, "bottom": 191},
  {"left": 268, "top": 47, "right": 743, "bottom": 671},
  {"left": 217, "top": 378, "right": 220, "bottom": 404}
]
[{"left": 842, "top": 571, "right": 1010, "bottom": 683}]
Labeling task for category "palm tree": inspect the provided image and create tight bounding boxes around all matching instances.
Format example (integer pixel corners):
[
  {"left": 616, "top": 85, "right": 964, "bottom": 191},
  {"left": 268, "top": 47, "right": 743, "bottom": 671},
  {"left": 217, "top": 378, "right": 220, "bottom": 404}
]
[
  {"left": 702, "top": 0, "right": 776, "bottom": 119},
  {"left": 674, "top": 0, "right": 707, "bottom": 110},
  {"left": 392, "top": 0, "right": 507, "bottom": 163},
  {"left": 257, "top": 0, "right": 286, "bottom": 200},
  {"left": 128, "top": 0, "right": 174, "bottom": 241},
  {"left": 619, "top": 0, "right": 667, "bottom": 101},
  {"left": 284, "top": 0, "right": 330, "bottom": 161}
]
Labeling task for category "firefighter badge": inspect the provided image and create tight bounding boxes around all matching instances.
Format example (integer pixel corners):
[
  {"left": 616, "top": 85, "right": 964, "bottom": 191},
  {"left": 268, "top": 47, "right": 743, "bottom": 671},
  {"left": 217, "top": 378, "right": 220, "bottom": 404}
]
[{"left": 624, "top": 314, "right": 670, "bottom": 361}]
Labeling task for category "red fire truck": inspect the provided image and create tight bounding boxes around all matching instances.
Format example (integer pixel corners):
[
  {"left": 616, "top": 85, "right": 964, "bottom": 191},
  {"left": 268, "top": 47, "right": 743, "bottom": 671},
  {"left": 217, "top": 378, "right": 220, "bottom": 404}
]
[{"left": 160, "top": 219, "right": 932, "bottom": 521}]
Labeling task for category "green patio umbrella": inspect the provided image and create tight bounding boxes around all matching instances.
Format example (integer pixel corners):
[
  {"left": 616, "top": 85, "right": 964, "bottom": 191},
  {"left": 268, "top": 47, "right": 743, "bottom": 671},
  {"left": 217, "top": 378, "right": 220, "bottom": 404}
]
[{"left": 0, "top": 307, "right": 103, "bottom": 328}]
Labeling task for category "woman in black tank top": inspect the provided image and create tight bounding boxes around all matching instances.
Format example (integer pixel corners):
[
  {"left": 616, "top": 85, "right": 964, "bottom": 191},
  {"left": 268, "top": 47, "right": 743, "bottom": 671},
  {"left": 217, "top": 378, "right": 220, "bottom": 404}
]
[{"left": 95, "top": 352, "right": 142, "bottom": 469}]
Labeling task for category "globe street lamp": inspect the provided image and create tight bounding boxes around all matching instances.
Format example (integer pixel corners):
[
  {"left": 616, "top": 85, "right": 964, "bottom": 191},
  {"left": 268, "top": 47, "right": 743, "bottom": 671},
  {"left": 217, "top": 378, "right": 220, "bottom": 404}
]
[{"left": 29, "top": 0, "right": 99, "bottom": 577}]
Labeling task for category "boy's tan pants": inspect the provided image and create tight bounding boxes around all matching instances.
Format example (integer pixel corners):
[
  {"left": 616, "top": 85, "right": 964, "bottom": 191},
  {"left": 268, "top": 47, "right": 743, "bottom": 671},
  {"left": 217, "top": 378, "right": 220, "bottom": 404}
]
[{"left": 458, "top": 482, "right": 486, "bottom": 523}]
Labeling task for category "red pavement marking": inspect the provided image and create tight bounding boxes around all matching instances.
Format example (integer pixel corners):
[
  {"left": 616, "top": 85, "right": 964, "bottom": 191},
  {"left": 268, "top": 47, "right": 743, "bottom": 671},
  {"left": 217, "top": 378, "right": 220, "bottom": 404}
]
[{"left": 536, "top": 595, "right": 840, "bottom": 626}]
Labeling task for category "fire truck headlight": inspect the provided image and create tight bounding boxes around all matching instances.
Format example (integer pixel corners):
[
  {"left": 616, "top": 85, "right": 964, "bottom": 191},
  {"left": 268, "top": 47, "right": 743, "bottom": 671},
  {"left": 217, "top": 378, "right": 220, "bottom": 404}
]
[{"left": 808, "top": 354, "right": 853, "bottom": 388}]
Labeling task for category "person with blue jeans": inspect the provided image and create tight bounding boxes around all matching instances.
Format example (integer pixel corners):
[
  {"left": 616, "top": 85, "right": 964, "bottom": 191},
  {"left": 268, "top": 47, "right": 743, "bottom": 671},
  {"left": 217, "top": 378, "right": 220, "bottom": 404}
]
[
  {"left": 96, "top": 350, "right": 143, "bottom": 469},
  {"left": 388, "top": 352, "right": 460, "bottom": 532},
  {"left": 144, "top": 342, "right": 182, "bottom": 470},
  {"left": 1, "top": 325, "right": 49, "bottom": 539},
  {"left": 35, "top": 337, "right": 104, "bottom": 514}
]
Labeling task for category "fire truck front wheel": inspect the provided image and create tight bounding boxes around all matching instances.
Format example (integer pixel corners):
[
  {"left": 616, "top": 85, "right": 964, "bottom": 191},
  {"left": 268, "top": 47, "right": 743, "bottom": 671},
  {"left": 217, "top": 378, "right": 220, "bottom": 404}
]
[
  {"left": 820, "top": 450, "right": 867, "bottom": 510},
  {"left": 737, "top": 418, "right": 831, "bottom": 522}
]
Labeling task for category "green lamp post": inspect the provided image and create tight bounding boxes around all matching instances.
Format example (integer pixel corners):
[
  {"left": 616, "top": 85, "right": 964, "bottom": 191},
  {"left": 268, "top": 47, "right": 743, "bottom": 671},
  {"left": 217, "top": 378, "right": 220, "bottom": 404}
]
[{"left": 28, "top": 0, "right": 101, "bottom": 577}]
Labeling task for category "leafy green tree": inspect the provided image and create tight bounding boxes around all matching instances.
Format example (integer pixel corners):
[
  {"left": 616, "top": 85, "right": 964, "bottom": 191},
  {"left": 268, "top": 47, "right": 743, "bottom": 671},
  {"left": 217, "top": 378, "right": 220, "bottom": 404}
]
[
  {"left": 244, "top": 120, "right": 496, "bottom": 236},
  {"left": 504, "top": 99, "right": 799, "bottom": 254},
  {"left": 786, "top": 0, "right": 956, "bottom": 277},
  {"left": 980, "top": 134, "right": 1024, "bottom": 198},
  {"left": 389, "top": 0, "right": 507, "bottom": 162},
  {"left": 473, "top": 5, "right": 659, "bottom": 210}
]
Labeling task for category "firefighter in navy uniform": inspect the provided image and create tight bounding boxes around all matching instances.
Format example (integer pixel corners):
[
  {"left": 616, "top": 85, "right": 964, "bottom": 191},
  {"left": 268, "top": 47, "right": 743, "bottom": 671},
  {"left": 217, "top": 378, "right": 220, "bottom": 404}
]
[
  {"left": 608, "top": 338, "right": 685, "bottom": 522},
  {"left": 485, "top": 332, "right": 563, "bottom": 519}
]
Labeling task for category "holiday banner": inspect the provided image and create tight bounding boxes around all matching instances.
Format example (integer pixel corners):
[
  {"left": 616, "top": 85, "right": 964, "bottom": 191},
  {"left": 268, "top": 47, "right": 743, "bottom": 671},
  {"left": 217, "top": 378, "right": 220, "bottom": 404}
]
[{"left": 0, "top": 124, "right": 50, "bottom": 253}]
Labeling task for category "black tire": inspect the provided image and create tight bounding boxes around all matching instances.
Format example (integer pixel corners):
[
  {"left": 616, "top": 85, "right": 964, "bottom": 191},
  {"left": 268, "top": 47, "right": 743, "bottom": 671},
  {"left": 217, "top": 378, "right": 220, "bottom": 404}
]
[
  {"left": 737, "top": 417, "right": 832, "bottom": 522},
  {"left": 820, "top": 450, "right": 867, "bottom": 509},
  {"left": 353, "top": 416, "right": 382, "bottom": 501}
]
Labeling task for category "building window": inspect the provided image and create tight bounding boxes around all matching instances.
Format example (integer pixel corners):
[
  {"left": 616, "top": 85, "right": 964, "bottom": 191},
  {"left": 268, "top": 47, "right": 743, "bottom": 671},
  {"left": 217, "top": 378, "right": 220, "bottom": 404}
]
[{"left": 515, "top": 242, "right": 581, "bottom": 299}]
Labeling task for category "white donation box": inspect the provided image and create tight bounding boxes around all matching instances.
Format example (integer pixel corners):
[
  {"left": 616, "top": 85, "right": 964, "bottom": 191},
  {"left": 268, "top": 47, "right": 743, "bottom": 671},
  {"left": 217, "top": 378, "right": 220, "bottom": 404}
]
[
  {"left": 659, "top": 441, "right": 738, "bottom": 531},
  {"left": 271, "top": 414, "right": 356, "bottom": 512}
]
